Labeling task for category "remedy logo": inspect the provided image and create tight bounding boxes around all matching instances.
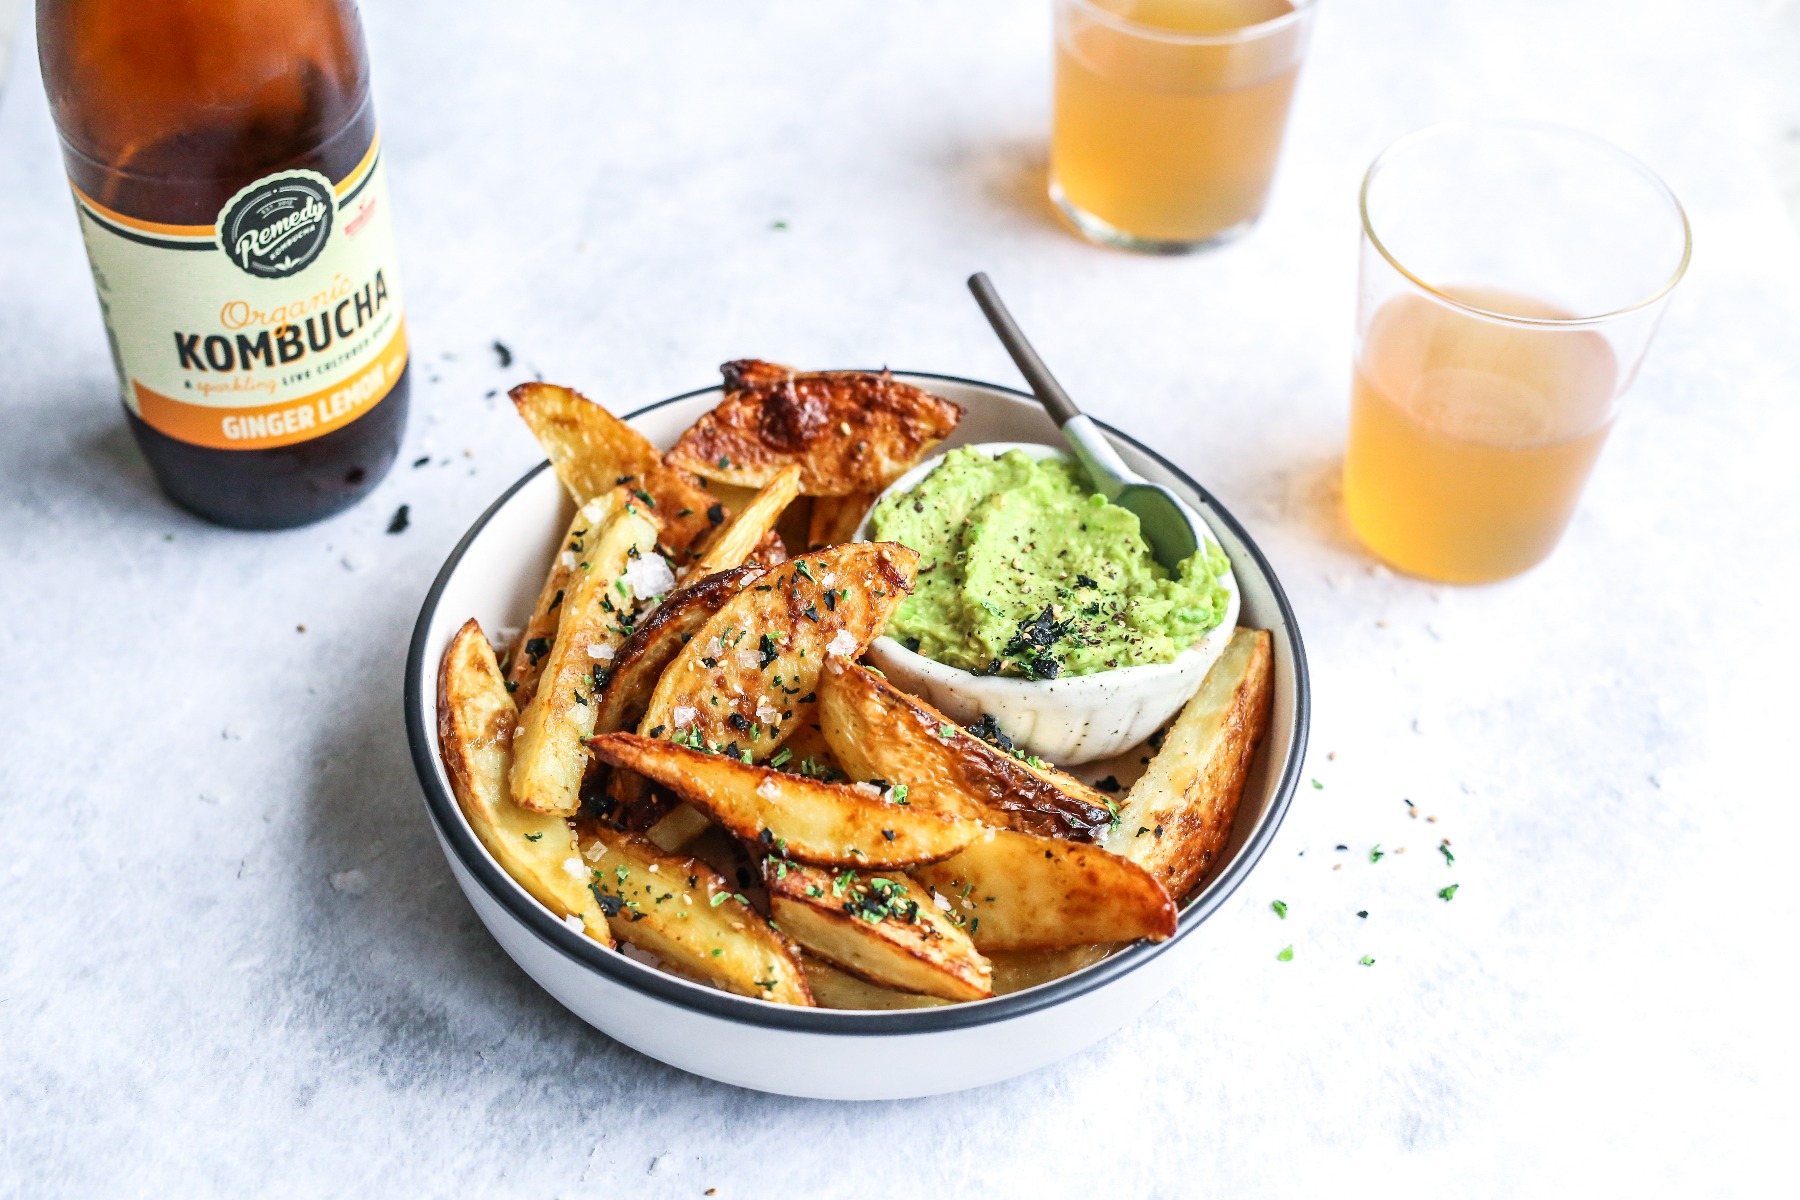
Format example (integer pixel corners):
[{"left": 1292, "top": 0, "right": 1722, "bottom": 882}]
[{"left": 216, "top": 170, "right": 334, "bottom": 279}]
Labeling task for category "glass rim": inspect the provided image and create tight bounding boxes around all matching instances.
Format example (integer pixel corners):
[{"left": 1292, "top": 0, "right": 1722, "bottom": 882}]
[
  {"left": 1358, "top": 119, "right": 1693, "bottom": 328},
  {"left": 1062, "top": 0, "right": 1318, "bottom": 46}
]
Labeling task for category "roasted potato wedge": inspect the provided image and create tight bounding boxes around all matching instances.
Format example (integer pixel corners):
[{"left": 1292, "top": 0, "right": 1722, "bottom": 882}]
[
  {"left": 748, "top": 528, "right": 789, "bottom": 569},
  {"left": 589, "top": 733, "right": 983, "bottom": 867},
  {"left": 436, "top": 620, "right": 613, "bottom": 946},
  {"left": 505, "top": 491, "right": 627, "bottom": 707},
  {"left": 635, "top": 541, "right": 918, "bottom": 762},
  {"left": 910, "top": 829, "right": 1177, "bottom": 951},
  {"left": 766, "top": 862, "right": 992, "bottom": 1001},
  {"left": 1106, "top": 627, "right": 1273, "bottom": 899},
  {"left": 818, "top": 658, "right": 1114, "bottom": 839},
  {"left": 665, "top": 361, "right": 964, "bottom": 496},
  {"left": 511, "top": 382, "right": 718, "bottom": 556},
  {"left": 575, "top": 823, "right": 812, "bottom": 1004},
  {"left": 806, "top": 490, "right": 875, "bottom": 550},
  {"left": 592, "top": 563, "right": 764, "bottom": 739},
  {"left": 687, "top": 463, "right": 801, "bottom": 578},
  {"left": 510, "top": 492, "right": 662, "bottom": 814},
  {"left": 988, "top": 947, "right": 1113, "bottom": 995},
  {"left": 801, "top": 959, "right": 949, "bottom": 1010}
]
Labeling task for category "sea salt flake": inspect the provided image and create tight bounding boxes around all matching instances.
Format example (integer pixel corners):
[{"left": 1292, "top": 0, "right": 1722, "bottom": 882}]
[
  {"left": 562, "top": 914, "right": 585, "bottom": 934},
  {"left": 672, "top": 705, "right": 698, "bottom": 727},
  {"left": 622, "top": 552, "right": 675, "bottom": 600},
  {"left": 329, "top": 869, "right": 369, "bottom": 895},
  {"left": 933, "top": 892, "right": 951, "bottom": 912},
  {"left": 560, "top": 551, "right": 576, "bottom": 569},
  {"left": 587, "top": 642, "right": 615, "bottom": 661},
  {"left": 755, "top": 700, "right": 781, "bottom": 724},
  {"left": 826, "top": 630, "right": 857, "bottom": 657},
  {"left": 562, "top": 857, "right": 585, "bottom": 880}
]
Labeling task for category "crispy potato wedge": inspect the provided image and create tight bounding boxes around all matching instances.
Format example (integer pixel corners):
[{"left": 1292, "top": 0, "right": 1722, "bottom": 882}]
[
  {"left": 818, "top": 658, "right": 1114, "bottom": 839},
  {"left": 748, "top": 528, "right": 789, "bottom": 569},
  {"left": 511, "top": 382, "right": 717, "bottom": 556},
  {"left": 1106, "top": 627, "right": 1273, "bottom": 899},
  {"left": 801, "top": 959, "right": 949, "bottom": 1010},
  {"left": 910, "top": 829, "right": 1177, "bottom": 951},
  {"left": 436, "top": 620, "right": 613, "bottom": 946},
  {"left": 806, "top": 491, "right": 875, "bottom": 550},
  {"left": 687, "top": 463, "right": 801, "bottom": 579},
  {"left": 592, "top": 563, "right": 764, "bottom": 739},
  {"left": 510, "top": 492, "right": 662, "bottom": 814},
  {"left": 766, "top": 862, "right": 992, "bottom": 1001},
  {"left": 989, "top": 947, "right": 1112, "bottom": 995},
  {"left": 591, "top": 562, "right": 765, "bottom": 830},
  {"left": 589, "top": 733, "right": 983, "bottom": 867},
  {"left": 575, "top": 823, "right": 812, "bottom": 1004},
  {"left": 636, "top": 541, "right": 918, "bottom": 762},
  {"left": 505, "top": 491, "right": 627, "bottom": 707},
  {"left": 665, "top": 361, "right": 964, "bottom": 496}
]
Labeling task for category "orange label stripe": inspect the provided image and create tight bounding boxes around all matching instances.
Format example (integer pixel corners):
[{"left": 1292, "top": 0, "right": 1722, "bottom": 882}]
[
  {"left": 134, "top": 322, "right": 408, "bottom": 451},
  {"left": 72, "top": 132, "right": 383, "bottom": 240}
]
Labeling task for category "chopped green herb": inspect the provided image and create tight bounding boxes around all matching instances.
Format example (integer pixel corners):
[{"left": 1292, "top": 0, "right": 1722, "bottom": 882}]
[
  {"left": 1369, "top": 844, "right": 1384, "bottom": 864},
  {"left": 524, "top": 832, "right": 543, "bottom": 842},
  {"left": 1438, "top": 884, "right": 1459, "bottom": 901},
  {"left": 1439, "top": 842, "right": 1455, "bottom": 867},
  {"left": 1277, "top": 945, "right": 1294, "bottom": 962},
  {"left": 709, "top": 892, "right": 729, "bottom": 907},
  {"left": 769, "top": 747, "right": 793, "bottom": 768},
  {"left": 1359, "top": 955, "right": 1376, "bottom": 966},
  {"left": 1311, "top": 778, "right": 1324, "bottom": 789},
  {"left": 1271, "top": 899, "right": 1288, "bottom": 919}
]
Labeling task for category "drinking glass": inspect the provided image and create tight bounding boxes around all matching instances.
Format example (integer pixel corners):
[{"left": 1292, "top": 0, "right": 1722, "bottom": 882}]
[
  {"left": 1049, "top": 0, "right": 1317, "bottom": 253},
  {"left": 1343, "top": 121, "right": 1691, "bottom": 583}
]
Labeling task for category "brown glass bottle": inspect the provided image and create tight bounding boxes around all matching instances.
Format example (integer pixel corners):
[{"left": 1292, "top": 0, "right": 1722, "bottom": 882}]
[{"left": 39, "top": 0, "right": 409, "bottom": 529}]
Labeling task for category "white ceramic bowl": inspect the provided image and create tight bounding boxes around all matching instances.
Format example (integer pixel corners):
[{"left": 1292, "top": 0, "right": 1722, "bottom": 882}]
[
  {"left": 853, "top": 441, "right": 1241, "bottom": 763},
  {"left": 404, "top": 372, "right": 1310, "bottom": 1100}
]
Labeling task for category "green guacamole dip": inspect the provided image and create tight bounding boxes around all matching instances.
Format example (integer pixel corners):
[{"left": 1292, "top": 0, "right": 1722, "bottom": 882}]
[{"left": 869, "top": 447, "right": 1232, "bottom": 679}]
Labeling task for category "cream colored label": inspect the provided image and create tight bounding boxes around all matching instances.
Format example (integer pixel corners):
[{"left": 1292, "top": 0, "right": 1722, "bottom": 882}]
[{"left": 72, "top": 136, "right": 407, "bottom": 450}]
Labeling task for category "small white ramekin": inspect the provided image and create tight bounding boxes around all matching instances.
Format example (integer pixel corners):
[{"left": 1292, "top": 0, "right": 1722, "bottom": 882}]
[{"left": 853, "top": 442, "right": 1241, "bottom": 763}]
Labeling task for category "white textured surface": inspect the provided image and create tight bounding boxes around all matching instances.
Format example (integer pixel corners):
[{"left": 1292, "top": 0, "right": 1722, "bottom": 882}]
[{"left": 1, "top": 1, "right": 1796, "bottom": 1195}]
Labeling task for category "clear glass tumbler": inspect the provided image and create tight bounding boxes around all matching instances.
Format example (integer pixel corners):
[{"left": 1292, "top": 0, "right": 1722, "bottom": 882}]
[
  {"left": 1343, "top": 121, "right": 1691, "bottom": 583},
  {"left": 1049, "top": 0, "right": 1317, "bottom": 253}
]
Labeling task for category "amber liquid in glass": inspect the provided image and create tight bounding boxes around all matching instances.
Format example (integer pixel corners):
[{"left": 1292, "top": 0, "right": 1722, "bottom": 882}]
[
  {"left": 1343, "top": 287, "right": 1620, "bottom": 583},
  {"left": 1052, "top": 0, "right": 1301, "bottom": 244}
]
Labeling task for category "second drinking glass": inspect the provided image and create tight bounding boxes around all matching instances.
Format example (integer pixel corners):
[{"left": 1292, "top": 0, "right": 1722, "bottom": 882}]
[{"left": 1050, "top": 0, "right": 1317, "bottom": 252}]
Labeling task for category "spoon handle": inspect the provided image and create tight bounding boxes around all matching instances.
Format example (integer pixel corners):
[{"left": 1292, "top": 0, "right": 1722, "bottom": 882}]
[{"left": 967, "top": 273, "right": 1082, "bottom": 428}]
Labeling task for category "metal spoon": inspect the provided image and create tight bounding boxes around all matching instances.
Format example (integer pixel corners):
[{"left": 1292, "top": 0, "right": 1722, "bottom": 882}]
[{"left": 967, "top": 272, "right": 1203, "bottom": 575}]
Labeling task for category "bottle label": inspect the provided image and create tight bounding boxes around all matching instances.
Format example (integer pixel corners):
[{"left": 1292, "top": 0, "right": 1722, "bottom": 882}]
[{"left": 70, "top": 134, "right": 407, "bottom": 451}]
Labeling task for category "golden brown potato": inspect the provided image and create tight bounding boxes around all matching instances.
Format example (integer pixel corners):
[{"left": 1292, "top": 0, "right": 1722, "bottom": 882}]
[
  {"left": 635, "top": 541, "right": 918, "bottom": 763},
  {"left": 575, "top": 823, "right": 812, "bottom": 1005},
  {"left": 509, "top": 492, "right": 661, "bottom": 814},
  {"left": 766, "top": 862, "right": 992, "bottom": 1001},
  {"left": 592, "top": 563, "right": 764, "bottom": 740},
  {"left": 806, "top": 491, "right": 875, "bottom": 550},
  {"left": 511, "top": 381, "right": 718, "bottom": 556},
  {"left": 909, "top": 829, "right": 1176, "bottom": 951},
  {"left": 504, "top": 490, "right": 627, "bottom": 708},
  {"left": 665, "top": 361, "right": 964, "bottom": 496},
  {"left": 747, "top": 528, "right": 789, "bottom": 569},
  {"left": 818, "top": 657, "right": 1114, "bottom": 839},
  {"left": 988, "top": 947, "right": 1113, "bottom": 995},
  {"left": 687, "top": 463, "right": 801, "bottom": 579},
  {"left": 588, "top": 733, "right": 983, "bottom": 868},
  {"left": 801, "top": 959, "right": 949, "bottom": 1010},
  {"left": 1105, "top": 628, "right": 1273, "bottom": 900},
  {"left": 436, "top": 619, "right": 613, "bottom": 945}
]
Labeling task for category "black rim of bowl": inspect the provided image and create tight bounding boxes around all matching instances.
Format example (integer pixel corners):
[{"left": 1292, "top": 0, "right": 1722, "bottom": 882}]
[{"left": 404, "top": 371, "right": 1311, "bottom": 1035}]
